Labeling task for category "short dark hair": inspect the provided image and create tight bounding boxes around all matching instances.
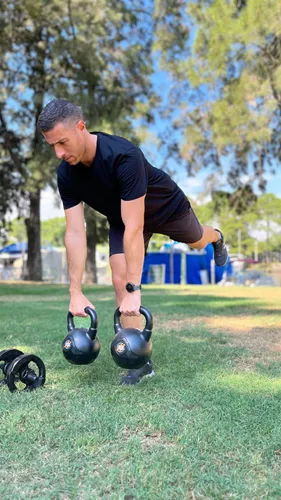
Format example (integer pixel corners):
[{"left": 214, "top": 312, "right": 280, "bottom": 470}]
[{"left": 37, "top": 99, "right": 84, "bottom": 132}]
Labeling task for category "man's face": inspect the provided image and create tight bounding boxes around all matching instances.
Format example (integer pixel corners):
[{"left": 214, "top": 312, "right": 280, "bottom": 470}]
[{"left": 43, "top": 121, "right": 86, "bottom": 165}]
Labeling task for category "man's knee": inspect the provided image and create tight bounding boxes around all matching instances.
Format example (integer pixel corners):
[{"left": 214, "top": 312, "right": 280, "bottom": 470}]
[
  {"left": 112, "top": 273, "right": 126, "bottom": 294},
  {"left": 188, "top": 225, "right": 218, "bottom": 250},
  {"left": 189, "top": 239, "right": 206, "bottom": 250},
  {"left": 189, "top": 226, "right": 207, "bottom": 249},
  {"left": 110, "top": 254, "right": 127, "bottom": 296}
]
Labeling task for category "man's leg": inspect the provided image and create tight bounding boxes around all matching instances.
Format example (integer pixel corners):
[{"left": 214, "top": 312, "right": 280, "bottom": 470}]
[
  {"left": 188, "top": 225, "right": 228, "bottom": 267},
  {"left": 188, "top": 225, "right": 219, "bottom": 249},
  {"left": 109, "top": 228, "right": 155, "bottom": 384},
  {"left": 157, "top": 208, "right": 228, "bottom": 266}
]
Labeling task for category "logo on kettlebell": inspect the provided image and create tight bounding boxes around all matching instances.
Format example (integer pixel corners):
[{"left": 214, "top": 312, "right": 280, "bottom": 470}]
[
  {"left": 115, "top": 341, "right": 127, "bottom": 355},
  {"left": 63, "top": 339, "right": 72, "bottom": 350}
]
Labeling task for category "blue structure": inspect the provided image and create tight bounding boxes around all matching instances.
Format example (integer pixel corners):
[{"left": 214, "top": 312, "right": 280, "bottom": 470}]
[
  {"left": 142, "top": 252, "right": 181, "bottom": 284},
  {"left": 142, "top": 244, "right": 232, "bottom": 285},
  {"left": 0, "top": 242, "right": 28, "bottom": 254},
  {"left": 0, "top": 242, "right": 55, "bottom": 254},
  {"left": 185, "top": 244, "right": 229, "bottom": 284},
  {"left": 185, "top": 252, "right": 207, "bottom": 285}
]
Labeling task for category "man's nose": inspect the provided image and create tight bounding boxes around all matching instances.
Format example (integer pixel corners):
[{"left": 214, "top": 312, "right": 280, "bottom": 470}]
[{"left": 54, "top": 145, "right": 65, "bottom": 159}]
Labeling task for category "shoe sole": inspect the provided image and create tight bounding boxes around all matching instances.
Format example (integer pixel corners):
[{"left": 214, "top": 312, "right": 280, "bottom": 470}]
[
  {"left": 215, "top": 253, "right": 228, "bottom": 267},
  {"left": 143, "top": 370, "right": 155, "bottom": 380},
  {"left": 215, "top": 258, "right": 228, "bottom": 267},
  {"left": 120, "top": 370, "right": 155, "bottom": 385}
]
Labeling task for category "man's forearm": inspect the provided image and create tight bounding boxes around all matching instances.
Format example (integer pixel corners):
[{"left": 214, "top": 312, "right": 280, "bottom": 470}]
[
  {"left": 123, "top": 228, "right": 144, "bottom": 284},
  {"left": 65, "top": 230, "right": 87, "bottom": 293}
]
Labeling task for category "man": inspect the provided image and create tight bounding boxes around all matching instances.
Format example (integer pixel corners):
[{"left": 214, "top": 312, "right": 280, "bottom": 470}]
[{"left": 38, "top": 99, "right": 228, "bottom": 385}]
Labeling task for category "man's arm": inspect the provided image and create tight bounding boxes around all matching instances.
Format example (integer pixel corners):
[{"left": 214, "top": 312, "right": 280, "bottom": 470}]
[
  {"left": 119, "top": 195, "right": 145, "bottom": 316},
  {"left": 65, "top": 203, "right": 95, "bottom": 316}
]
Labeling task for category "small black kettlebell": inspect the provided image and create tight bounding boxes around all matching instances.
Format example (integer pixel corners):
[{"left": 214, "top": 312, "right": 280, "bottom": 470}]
[
  {"left": 62, "top": 307, "right": 100, "bottom": 365},
  {"left": 111, "top": 306, "right": 153, "bottom": 369}
]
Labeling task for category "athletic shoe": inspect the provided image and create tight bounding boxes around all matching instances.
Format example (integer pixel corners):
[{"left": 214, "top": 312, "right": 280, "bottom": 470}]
[
  {"left": 120, "top": 360, "right": 155, "bottom": 385},
  {"left": 212, "top": 229, "right": 228, "bottom": 267}
]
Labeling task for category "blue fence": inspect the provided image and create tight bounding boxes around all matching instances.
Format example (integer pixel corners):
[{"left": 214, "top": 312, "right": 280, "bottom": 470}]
[{"left": 142, "top": 244, "right": 232, "bottom": 285}]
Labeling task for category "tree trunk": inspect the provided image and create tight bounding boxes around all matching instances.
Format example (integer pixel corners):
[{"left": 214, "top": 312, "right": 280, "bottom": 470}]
[
  {"left": 25, "top": 189, "right": 42, "bottom": 281},
  {"left": 23, "top": 26, "right": 46, "bottom": 282},
  {"left": 85, "top": 209, "right": 97, "bottom": 284}
]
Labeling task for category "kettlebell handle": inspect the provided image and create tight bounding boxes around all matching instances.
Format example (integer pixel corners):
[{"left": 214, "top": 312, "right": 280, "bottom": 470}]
[
  {"left": 114, "top": 306, "right": 153, "bottom": 342},
  {"left": 67, "top": 307, "right": 98, "bottom": 340}
]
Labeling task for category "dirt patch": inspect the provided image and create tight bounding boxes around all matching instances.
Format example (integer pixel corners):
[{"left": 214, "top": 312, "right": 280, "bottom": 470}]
[
  {"left": 160, "top": 314, "right": 281, "bottom": 371},
  {"left": 161, "top": 316, "right": 281, "bottom": 347},
  {"left": 159, "top": 317, "right": 203, "bottom": 331},
  {"left": 207, "top": 315, "right": 280, "bottom": 332}
]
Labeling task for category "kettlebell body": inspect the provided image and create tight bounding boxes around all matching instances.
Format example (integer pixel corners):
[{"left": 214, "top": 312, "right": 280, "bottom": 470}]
[
  {"left": 111, "top": 306, "right": 153, "bottom": 369},
  {"left": 62, "top": 307, "right": 100, "bottom": 365}
]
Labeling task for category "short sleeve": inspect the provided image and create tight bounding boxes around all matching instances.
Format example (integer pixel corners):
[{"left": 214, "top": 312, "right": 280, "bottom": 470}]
[
  {"left": 57, "top": 171, "right": 81, "bottom": 210},
  {"left": 115, "top": 147, "right": 148, "bottom": 201}
]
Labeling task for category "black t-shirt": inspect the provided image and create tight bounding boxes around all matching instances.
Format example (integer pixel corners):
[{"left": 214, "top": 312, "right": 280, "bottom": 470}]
[{"left": 57, "top": 132, "right": 190, "bottom": 228}]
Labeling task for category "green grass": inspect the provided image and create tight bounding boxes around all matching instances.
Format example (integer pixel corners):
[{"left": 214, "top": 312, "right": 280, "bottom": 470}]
[{"left": 1, "top": 283, "right": 281, "bottom": 499}]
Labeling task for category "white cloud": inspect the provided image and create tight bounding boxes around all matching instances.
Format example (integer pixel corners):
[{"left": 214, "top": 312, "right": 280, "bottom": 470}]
[
  {"left": 240, "top": 175, "right": 251, "bottom": 184},
  {"left": 194, "top": 193, "right": 212, "bottom": 204},
  {"left": 40, "top": 187, "right": 64, "bottom": 221},
  {"left": 249, "top": 220, "right": 281, "bottom": 241},
  {"left": 178, "top": 176, "right": 204, "bottom": 191}
]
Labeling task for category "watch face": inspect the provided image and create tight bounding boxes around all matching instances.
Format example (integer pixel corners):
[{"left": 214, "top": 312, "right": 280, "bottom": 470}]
[{"left": 126, "top": 282, "right": 141, "bottom": 292}]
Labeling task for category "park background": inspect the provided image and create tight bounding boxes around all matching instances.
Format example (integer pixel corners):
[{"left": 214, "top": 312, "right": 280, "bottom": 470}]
[
  {"left": 1, "top": 0, "right": 281, "bottom": 287},
  {"left": 2, "top": 2, "right": 281, "bottom": 498}
]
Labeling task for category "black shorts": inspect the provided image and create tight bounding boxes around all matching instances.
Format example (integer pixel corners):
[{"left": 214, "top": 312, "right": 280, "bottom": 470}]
[{"left": 109, "top": 207, "right": 203, "bottom": 257}]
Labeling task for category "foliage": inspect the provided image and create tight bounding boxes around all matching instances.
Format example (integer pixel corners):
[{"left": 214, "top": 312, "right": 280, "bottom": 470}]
[
  {"left": 156, "top": 0, "right": 281, "bottom": 191},
  {"left": 193, "top": 191, "right": 281, "bottom": 255},
  {"left": 255, "top": 193, "right": 281, "bottom": 251},
  {"left": 41, "top": 218, "right": 66, "bottom": 247},
  {"left": 3, "top": 0, "right": 281, "bottom": 277},
  {"left": 6, "top": 214, "right": 108, "bottom": 249},
  {"left": 1, "top": 0, "right": 157, "bottom": 278},
  {"left": 5, "top": 218, "right": 26, "bottom": 245}
]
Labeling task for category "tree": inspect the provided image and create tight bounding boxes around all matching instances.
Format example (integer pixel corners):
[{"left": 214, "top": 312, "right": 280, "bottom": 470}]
[
  {"left": 84, "top": 207, "right": 108, "bottom": 284},
  {"left": 193, "top": 189, "right": 281, "bottom": 257},
  {"left": 254, "top": 193, "right": 281, "bottom": 253},
  {"left": 41, "top": 218, "right": 65, "bottom": 248},
  {"left": 155, "top": 0, "right": 281, "bottom": 192},
  {"left": 212, "top": 185, "right": 257, "bottom": 216},
  {"left": 1, "top": 0, "right": 157, "bottom": 280},
  {"left": 0, "top": 122, "right": 25, "bottom": 234}
]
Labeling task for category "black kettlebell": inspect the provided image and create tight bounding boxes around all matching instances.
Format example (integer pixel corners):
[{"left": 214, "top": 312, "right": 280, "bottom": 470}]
[
  {"left": 62, "top": 307, "right": 100, "bottom": 365},
  {"left": 111, "top": 306, "right": 153, "bottom": 369}
]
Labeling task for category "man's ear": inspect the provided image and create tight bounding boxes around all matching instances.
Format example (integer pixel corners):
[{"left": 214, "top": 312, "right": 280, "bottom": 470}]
[{"left": 76, "top": 120, "right": 86, "bottom": 132}]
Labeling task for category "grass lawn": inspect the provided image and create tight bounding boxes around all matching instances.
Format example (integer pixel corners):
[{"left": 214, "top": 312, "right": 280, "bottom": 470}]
[{"left": 1, "top": 283, "right": 281, "bottom": 499}]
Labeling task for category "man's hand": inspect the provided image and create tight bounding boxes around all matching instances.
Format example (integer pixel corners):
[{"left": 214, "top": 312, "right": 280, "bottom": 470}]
[
  {"left": 119, "top": 291, "right": 141, "bottom": 316},
  {"left": 69, "top": 292, "right": 95, "bottom": 317}
]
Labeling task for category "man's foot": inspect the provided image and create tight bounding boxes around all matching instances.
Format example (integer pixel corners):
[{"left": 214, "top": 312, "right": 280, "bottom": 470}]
[
  {"left": 120, "top": 360, "right": 155, "bottom": 385},
  {"left": 212, "top": 230, "right": 228, "bottom": 267}
]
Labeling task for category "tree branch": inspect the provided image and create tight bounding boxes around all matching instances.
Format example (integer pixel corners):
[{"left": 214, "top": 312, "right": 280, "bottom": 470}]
[
  {"left": 0, "top": 106, "right": 25, "bottom": 174},
  {"left": 67, "top": 0, "right": 77, "bottom": 41}
]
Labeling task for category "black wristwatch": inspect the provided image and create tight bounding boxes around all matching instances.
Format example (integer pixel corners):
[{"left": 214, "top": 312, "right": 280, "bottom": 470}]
[{"left": 126, "top": 282, "right": 142, "bottom": 293}]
